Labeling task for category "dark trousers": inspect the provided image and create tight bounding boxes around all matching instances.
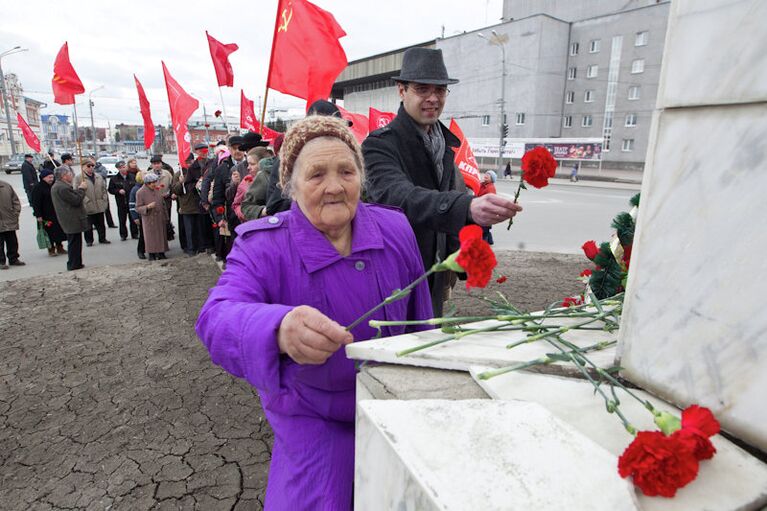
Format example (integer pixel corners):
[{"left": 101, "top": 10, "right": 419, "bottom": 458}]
[
  {"left": 0, "top": 230, "right": 20, "bottom": 264},
  {"left": 84, "top": 213, "right": 107, "bottom": 244},
  {"left": 182, "top": 214, "right": 207, "bottom": 253},
  {"left": 116, "top": 201, "right": 138, "bottom": 240},
  {"left": 105, "top": 201, "right": 115, "bottom": 227},
  {"left": 66, "top": 233, "right": 83, "bottom": 270},
  {"left": 135, "top": 219, "right": 145, "bottom": 256},
  {"left": 178, "top": 211, "right": 187, "bottom": 251}
]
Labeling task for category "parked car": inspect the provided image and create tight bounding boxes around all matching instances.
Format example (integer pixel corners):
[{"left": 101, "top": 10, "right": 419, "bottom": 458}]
[
  {"left": 97, "top": 156, "right": 120, "bottom": 177},
  {"left": 4, "top": 153, "right": 44, "bottom": 174}
]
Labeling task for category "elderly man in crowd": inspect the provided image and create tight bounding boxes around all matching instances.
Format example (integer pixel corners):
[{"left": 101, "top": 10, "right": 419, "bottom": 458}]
[
  {"left": 50, "top": 162, "right": 89, "bottom": 271},
  {"left": 21, "top": 153, "right": 39, "bottom": 205},
  {"left": 362, "top": 48, "right": 523, "bottom": 315},
  {"left": 74, "top": 157, "right": 111, "bottom": 246},
  {"left": 0, "top": 177, "right": 24, "bottom": 269},
  {"left": 108, "top": 160, "right": 138, "bottom": 241}
]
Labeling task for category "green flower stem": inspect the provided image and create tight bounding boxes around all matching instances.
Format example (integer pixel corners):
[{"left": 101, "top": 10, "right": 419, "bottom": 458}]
[
  {"left": 347, "top": 264, "right": 441, "bottom": 332},
  {"left": 395, "top": 322, "right": 508, "bottom": 358},
  {"left": 477, "top": 340, "right": 616, "bottom": 380},
  {"left": 507, "top": 175, "right": 525, "bottom": 230},
  {"left": 504, "top": 312, "right": 611, "bottom": 349}
]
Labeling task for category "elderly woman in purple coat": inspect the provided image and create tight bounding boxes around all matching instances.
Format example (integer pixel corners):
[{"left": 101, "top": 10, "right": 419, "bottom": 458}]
[{"left": 196, "top": 115, "right": 433, "bottom": 510}]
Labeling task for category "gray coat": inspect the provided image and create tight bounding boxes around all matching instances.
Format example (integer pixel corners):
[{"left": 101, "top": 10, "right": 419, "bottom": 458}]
[
  {"left": 362, "top": 103, "right": 472, "bottom": 315},
  {"left": 51, "top": 180, "right": 88, "bottom": 234},
  {"left": 0, "top": 180, "right": 21, "bottom": 232},
  {"left": 73, "top": 172, "right": 109, "bottom": 215}
]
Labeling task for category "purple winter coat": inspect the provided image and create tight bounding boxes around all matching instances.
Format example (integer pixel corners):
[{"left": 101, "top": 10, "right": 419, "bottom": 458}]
[{"left": 195, "top": 201, "right": 433, "bottom": 510}]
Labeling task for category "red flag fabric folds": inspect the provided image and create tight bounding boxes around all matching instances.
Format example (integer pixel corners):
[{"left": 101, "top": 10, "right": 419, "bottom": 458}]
[
  {"left": 161, "top": 62, "right": 199, "bottom": 168},
  {"left": 240, "top": 90, "right": 282, "bottom": 141},
  {"left": 336, "top": 106, "right": 369, "bottom": 144},
  {"left": 267, "top": 0, "right": 347, "bottom": 107},
  {"left": 51, "top": 42, "right": 85, "bottom": 105},
  {"left": 449, "top": 119, "right": 481, "bottom": 195},
  {"left": 17, "top": 113, "right": 41, "bottom": 153},
  {"left": 368, "top": 107, "right": 396, "bottom": 132},
  {"left": 134, "top": 75, "right": 155, "bottom": 150},
  {"left": 206, "top": 31, "right": 239, "bottom": 87}
]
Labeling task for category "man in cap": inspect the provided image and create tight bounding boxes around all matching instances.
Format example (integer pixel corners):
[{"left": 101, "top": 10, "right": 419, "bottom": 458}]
[
  {"left": 21, "top": 154, "right": 39, "bottom": 205},
  {"left": 172, "top": 144, "right": 211, "bottom": 256},
  {"left": 362, "top": 48, "right": 522, "bottom": 316},
  {"left": 264, "top": 99, "right": 348, "bottom": 215},
  {"left": 42, "top": 150, "right": 60, "bottom": 171},
  {"left": 208, "top": 134, "right": 246, "bottom": 261},
  {"left": 108, "top": 160, "right": 137, "bottom": 240}
]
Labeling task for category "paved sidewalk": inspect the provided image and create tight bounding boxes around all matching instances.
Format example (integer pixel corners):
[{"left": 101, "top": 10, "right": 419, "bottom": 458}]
[{"left": 0, "top": 256, "right": 270, "bottom": 510}]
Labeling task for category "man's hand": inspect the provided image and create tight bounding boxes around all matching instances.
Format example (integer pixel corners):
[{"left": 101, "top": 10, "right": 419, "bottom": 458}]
[
  {"left": 134, "top": 219, "right": 141, "bottom": 225},
  {"left": 277, "top": 306, "right": 353, "bottom": 365},
  {"left": 37, "top": 217, "right": 43, "bottom": 223},
  {"left": 469, "top": 194, "right": 523, "bottom": 227},
  {"left": 78, "top": 181, "right": 88, "bottom": 190},
  {"left": 119, "top": 189, "right": 125, "bottom": 195}
]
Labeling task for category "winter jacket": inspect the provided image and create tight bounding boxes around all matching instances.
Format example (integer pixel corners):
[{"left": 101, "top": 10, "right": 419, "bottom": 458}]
[
  {"left": 51, "top": 180, "right": 88, "bottom": 234},
  {"left": 21, "top": 160, "right": 39, "bottom": 198},
  {"left": 108, "top": 172, "right": 136, "bottom": 206},
  {"left": 73, "top": 172, "right": 109, "bottom": 214},
  {"left": 0, "top": 180, "right": 21, "bottom": 232}
]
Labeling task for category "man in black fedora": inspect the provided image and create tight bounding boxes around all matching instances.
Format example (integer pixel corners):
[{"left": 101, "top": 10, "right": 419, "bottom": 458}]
[{"left": 363, "top": 47, "right": 523, "bottom": 316}]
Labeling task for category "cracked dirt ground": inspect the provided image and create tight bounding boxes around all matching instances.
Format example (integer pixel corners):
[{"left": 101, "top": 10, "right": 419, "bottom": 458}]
[{"left": 0, "top": 256, "right": 271, "bottom": 510}]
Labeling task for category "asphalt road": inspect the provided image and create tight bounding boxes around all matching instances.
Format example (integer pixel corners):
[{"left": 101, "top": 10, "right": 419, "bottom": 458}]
[{"left": 0, "top": 165, "right": 640, "bottom": 282}]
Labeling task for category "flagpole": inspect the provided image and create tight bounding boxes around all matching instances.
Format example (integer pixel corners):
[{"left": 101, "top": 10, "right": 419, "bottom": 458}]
[
  {"left": 218, "top": 87, "right": 231, "bottom": 133},
  {"left": 261, "top": 0, "right": 283, "bottom": 136},
  {"left": 72, "top": 102, "right": 82, "bottom": 163}
]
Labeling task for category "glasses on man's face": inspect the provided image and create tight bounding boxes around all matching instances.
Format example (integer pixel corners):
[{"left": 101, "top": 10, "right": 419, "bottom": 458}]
[
  {"left": 85, "top": 164, "right": 95, "bottom": 168},
  {"left": 408, "top": 84, "right": 450, "bottom": 98}
]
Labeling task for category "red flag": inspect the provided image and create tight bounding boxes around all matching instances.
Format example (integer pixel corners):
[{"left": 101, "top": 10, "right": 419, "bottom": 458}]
[
  {"left": 336, "top": 106, "right": 369, "bottom": 144},
  {"left": 368, "top": 107, "right": 396, "bottom": 132},
  {"left": 240, "top": 90, "right": 282, "bottom": 141},
  {"left": 206, "top": 31, "right": 239, "bottom": 87},
  {"left": 16, "top": 113, "right": 41, "bottom": 153},
  {"left": 134, "top": 75, "right": 155, "bottom": 150},
  {"left": 267, "top": 0, "right": 347, "bottom": 107},
  {"left": 51, "top": 42, "right": 85, "bottom": 105},
  {"left": 161, "top": 62, "right": 199, "bottom": 168},
  {"left": 449, "top": 119, "right": 481, "bottom": 195},
  {"left": 240, "top": 89, "right": 258, "bottom": 131}
]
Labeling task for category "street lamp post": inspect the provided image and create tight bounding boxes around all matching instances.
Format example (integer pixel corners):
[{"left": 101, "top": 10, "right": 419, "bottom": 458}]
[
  {"left": 478, "top": 31, "right": 508, "bottom": 171},
  {"left": 88, "top": 85, "right": 104, "bottom": 156},
  {"left": 0, "top": 46, "right": 29, "bottom": 157}
]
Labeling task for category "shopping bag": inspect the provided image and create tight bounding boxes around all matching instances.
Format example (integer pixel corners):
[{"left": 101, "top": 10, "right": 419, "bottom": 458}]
[{"left": 36, "top": 223, "right": 52, "bottom": 250}]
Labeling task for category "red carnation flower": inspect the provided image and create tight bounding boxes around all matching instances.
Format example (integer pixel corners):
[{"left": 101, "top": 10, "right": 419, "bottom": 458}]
[
  {"left": 672, "top": 406, "right": 720, "bottom": 461},
  {"left": 244, "top": 175, "right": 254, "bottom": 183},
  {"left": 582, "top": 240, "right": 599, "bottom": 260},
  {"left": 45, "top": 221, "right": 53, "bottom": 228},
  {"left": 562, "top": 296, "right": 583, "bottom": 308},
  {"left": 215, "top": 206, "right": 225, "bottom": 215},
  {"left": 618, "top": 431, "right": 700, "bottom": 497},
  {"left": 455, "top": 225, "right": 497, "bottom": 290},
  {"left": 579, "top": 269, "right": 592, "bottom": 278},
  {"left": 214, "top": 110, "right": 222, "bottom": 118},
  {"left": 496, "top": 275, "right": 508, "bottom": 284},
  {"left": 521, "top": 146, "right": 557, "bottom": 189},
  {"left": 212, "top": 222, "right": 219, "bottom": 229}
]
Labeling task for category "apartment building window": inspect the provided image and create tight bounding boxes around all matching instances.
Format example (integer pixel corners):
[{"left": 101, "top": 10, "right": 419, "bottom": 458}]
[
  {"left": 587, "top": 65, "right": 599, "bottom": 78},
  {"left": 566, "top": 91, "right": 575, "bottom": 104},
  {"left": 570, "top": 42, "right": 579, "bottom": 56},
  {"left": 515, "top": 113, "right": 526, "bottom": 125},
  {"left": 635, "top": 31, "right": 649, "bottom": 47},
  {"left": 631, "top": 59, "right": 645, "bottom": 74},
  {"left": 628, "top": 86, "right": 641, "bottom": 100},
  {"left": 563, "top": 116, "right": 572, "bottom": 128},
  {"left": 605, "top": 116, "right": 613, "bottom": 128},
  {"left": 625, "top": 113, "right": 638, "bottom": 127},
  {"left": 582, "top": 115, "right": 593, "bottom": 128},
  {"left": 568, "top": 67, "right": 577, "bottom": 80},
  {"left": 584, "top": 90, "right": 595, "bottom": 103},
  {"left": 481, "top": 115, "right": 490, "bottom": 126},
  {"left": 590, "top": 39, "right": 601, "bottom": 53},
  {"left": 622, "top": 139, "right": 635, "bottom": 151}
]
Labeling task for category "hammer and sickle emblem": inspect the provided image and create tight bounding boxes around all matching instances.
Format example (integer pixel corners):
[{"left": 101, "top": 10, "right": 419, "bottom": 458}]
[{"left": 278, "top": 5, "right": 293, "bottom": 32}]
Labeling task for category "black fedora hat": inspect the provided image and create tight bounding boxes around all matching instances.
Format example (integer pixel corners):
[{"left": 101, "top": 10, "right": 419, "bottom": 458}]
[
  {"left": 392, "top": 48, "right": 459, "bottom": 85},
  {"left": 240, "top": 132, "right": 270, "bottom": 151}
]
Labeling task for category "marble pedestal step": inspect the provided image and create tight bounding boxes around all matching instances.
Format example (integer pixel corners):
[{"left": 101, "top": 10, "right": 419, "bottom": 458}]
[
  {"left": 470, "top": 368, "right": 767, "bottom": 511},
  {"left": 355, "top": 399, "right": 639, "bottom": 511},
  {"left": 347, "top": 317, "right": 618, "bottom": 377}
]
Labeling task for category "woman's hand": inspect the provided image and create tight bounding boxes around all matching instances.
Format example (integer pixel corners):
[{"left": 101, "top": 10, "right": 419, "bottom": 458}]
[
  {"left": 146, "top": 201, "right": 156, "bottom": 209},
  {"left": 277, "top": 305, "right": 353, "bottom": 365}
]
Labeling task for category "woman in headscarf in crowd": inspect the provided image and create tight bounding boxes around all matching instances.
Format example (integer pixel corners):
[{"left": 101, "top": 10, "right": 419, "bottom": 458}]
[
  {"left": 31, "top": 168, "right": 67, "bottom": 256},
  {"left": 196, "top": 116, "right": 433, "bottom": 510},
  {"left": 134, "top": 172, "right": 168, "bottom": 260}
]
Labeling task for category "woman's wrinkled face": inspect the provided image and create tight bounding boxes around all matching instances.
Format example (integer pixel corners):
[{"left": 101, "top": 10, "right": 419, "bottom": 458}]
[
  {"left": 292, "top": 137, "right": 361, "bottom": 235},
  {"left": 247, "top": 156, "right": 259, "bottom": 176}
]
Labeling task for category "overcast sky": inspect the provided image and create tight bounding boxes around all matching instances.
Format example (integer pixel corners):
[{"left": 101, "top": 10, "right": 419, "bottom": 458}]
[{"left": 1, "top": 0, "right": 503, "bottom": 128}]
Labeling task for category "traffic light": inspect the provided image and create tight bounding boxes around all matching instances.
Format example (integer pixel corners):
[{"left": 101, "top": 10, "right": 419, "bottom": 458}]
[{"left": 501, "top": 123, "right": 508, "bottom": 138}]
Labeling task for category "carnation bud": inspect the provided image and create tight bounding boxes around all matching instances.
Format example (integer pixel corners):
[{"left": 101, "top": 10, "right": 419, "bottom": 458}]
[{"left": 654, "top": 411, "right": 682, "bottom": 435}]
